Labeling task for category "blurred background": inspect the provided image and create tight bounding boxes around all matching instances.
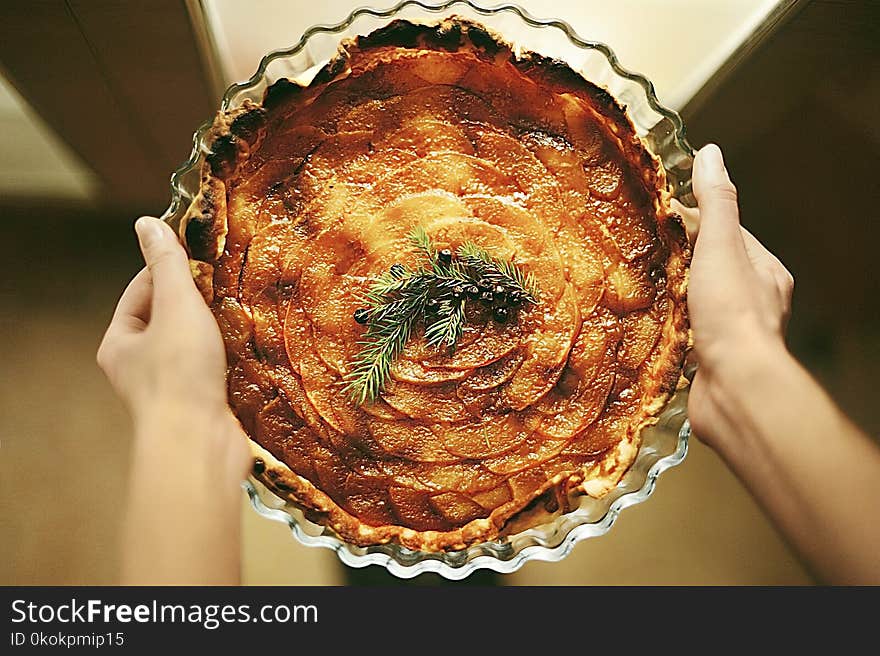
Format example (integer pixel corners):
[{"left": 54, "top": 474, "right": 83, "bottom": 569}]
[{"left": 1, "top": 0, "right": 877, "bottom": 586}]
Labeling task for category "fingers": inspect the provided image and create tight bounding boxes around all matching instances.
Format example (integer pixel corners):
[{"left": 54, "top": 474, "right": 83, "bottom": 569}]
[
  {"left": 691, "top": 144, "right": 750, "bottom": 267},
  {"left": 679, "top": 195, "right": 794, "bottom": 303},
  {"left": 675, "top": 199, "right": 779, "bottom": 270},
  {"left": 669, "top": 198, "right": 699, "bottom": 242},
  {"left": 111, "top": 268, "right": 153, "bottom": 330},
  {"left": 98, "top": 268, "right": 154, "bottom": 369},
  {"left": 134, "top": 216, "right": 200, "bottom": 311},
  {"left": 739, "top": 227, "right": 791, "bottom": 284}
]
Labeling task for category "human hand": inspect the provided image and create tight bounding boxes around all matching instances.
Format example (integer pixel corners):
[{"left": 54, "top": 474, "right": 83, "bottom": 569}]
[
  {"left": 678, "top": 147, "right": 880, "bottom": 585},
  {"left": 98, "top": 217, "right": 249, "bottom": 584},
  {"left": 97, "top": 216, "right": 249, "bottom": 474},
  {"left": 681, "top": 145, "right": 795, "bottom": 445}
]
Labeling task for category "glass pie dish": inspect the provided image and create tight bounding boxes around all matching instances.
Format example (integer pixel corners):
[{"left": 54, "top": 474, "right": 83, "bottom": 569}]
[{"left": 162, "top": 0, "right": 696, "bottom": 580}]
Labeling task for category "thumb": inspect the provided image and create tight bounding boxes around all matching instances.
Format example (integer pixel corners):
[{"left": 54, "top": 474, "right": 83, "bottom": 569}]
[
  {"left": 691, "top": 144, "right": 748, "bottom": 265},
  {"left": 134, "top": 216, "right": 198, "bottom": 309}
]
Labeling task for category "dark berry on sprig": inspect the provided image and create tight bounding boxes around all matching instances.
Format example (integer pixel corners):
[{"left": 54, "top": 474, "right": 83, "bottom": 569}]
[
  {"left": 493, "top": 306, "right": 510, "bottom": 323},
  {"left": 507, "top": 291, "right": 524, "bottom": 308},
  {"left": 493, "top": 285, "right": 507, "bottom": 304},
  {"left": 353, "top": 308, "right": 370, "bottom": 324},
  {"left": 426, "top": 298, "right": 442, "bottom": 313},
  {"left": 438, "top": 249, "right": 453, "bottom": 265},
  {"left": 389, "top": 263, "right": 406, "bottom": 278},
  {"left": 477, "top": 278, "right": 492, "bottom": 291},
  {"left": 479, "top": 290, "right": 494, "bottom": 305},
  {"left": 465, "top": 284, "right": 480, "bottom": 300},
  {"left": 452, "top": 284, "right": 465, "bottom": 300}
]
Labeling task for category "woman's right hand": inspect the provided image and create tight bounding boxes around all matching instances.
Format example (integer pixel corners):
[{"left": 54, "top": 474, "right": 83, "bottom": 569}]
[{"left": 682, "top": 145, "right": 795, "bottom": 446}]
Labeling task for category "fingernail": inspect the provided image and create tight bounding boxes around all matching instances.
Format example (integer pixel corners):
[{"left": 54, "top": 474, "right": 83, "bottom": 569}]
[
  {"left": 696, "top": 144, "right": 727, "bottom": 181},
  {"left": 134, "top": 216, "right": 164, "bottom": 246}
]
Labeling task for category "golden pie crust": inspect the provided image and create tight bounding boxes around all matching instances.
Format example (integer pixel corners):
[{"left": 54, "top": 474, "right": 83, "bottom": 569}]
[{"left": 180, "top": 18, "right": 690, "bottom": 552}]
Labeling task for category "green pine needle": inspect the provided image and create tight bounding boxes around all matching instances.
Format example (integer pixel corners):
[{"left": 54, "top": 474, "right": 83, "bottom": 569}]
[
  {"left": 408, "top": 225, "right": 437, "bottom": 267},
  {"left": 424, "top": 298, "right": 466, "bottom": 350}
]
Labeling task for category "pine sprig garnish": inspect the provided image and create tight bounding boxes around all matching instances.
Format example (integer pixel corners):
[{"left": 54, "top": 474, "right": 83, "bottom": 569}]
[
  {"left": 457, "top": 241, "right": 540, "bottom": 303},
  {"left": 344, "top": 318, "right": 415, "bottom": 407},
  {"left": 343, "top": 227, "right": 540, "bottom": 405},
  {"left": 424, "top": 298, "right": 466, "bottom": 349},
  {"left": 344, "top": 273, "right": 430, "bottom": 406},
  {"left": 361, "top": 266, "right": 424, "bottom": 309},
  {"left": 408, "top": 225, "right": 437, "bottom": 266}
]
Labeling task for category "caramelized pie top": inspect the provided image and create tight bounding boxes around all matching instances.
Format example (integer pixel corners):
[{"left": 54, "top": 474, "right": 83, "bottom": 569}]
[{"left": 181, "top": 19, "right": 690, "bottom": 551}]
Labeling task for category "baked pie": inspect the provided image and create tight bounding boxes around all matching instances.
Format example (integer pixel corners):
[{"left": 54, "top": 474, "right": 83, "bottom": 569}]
[{"left": 180, "top": 18, "right": 690, "bottom": 551}]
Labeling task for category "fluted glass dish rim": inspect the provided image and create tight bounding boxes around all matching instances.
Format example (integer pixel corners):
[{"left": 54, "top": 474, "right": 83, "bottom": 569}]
[{"left": 162, "top": 0, "right": 695, "bottom": 580}]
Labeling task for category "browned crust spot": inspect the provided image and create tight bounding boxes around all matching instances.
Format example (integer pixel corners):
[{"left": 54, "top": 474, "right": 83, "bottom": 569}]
[
  {"left": 189, "top": 260, "right": 215, "bottom": 304},
  {"left": 180, "top": 173, "right": 227, "bottom": 262},
  {"left": 185, "top": 17, "right": 691, "bottom": 552},
  {"left": 203, "top": 101, "right": 268, "bottom": 180}
]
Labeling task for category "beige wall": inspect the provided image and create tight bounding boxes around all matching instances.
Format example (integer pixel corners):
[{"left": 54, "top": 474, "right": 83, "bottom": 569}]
[{"left": 205, "top": 0, "right": 782, "bottom": 111}]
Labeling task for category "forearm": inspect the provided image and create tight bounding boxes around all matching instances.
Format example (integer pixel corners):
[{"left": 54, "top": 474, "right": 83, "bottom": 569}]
[
  {"left": 121, "top": 408, "right": 246, "bottom": 585},
  {"left": 699, "top": 344, "right": 880, "bottom": 584}
]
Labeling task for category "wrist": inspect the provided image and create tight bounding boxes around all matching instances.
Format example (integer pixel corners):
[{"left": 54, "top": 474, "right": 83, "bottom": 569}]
[
  {"left": 693, "top": 312, "right": 788, "bottom": 377},
  {"left": 689, "top": 333, "right": 794, "bottom": 452},
  {"left": 709, "top": 336, "right": 791, "bottom": 395},
  {"left": 132, "top": 399, "right": 231, "bottom": 446},
  {"left": 130, "top": 398, "right": 252, "bottom": 485}
]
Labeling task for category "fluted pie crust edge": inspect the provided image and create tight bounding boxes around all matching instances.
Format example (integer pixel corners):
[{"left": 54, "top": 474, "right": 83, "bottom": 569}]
[{"left": 180, "top": 18, "right": 690, "bottom": 552}]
